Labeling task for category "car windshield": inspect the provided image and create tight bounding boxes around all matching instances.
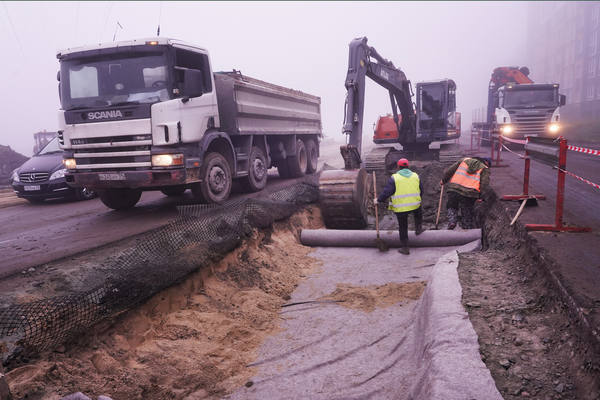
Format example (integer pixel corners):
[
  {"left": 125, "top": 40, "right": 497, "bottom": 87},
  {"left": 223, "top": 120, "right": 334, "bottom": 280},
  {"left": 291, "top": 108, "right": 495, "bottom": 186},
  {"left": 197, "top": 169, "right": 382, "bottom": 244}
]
[
  {"left": 60, "top": 51, "right": 171, "bottom": 110},
  {"left": 503, "top": 89, "right": 557, "bottom": 109},
  {"left": 38, "top": 137, "right": 61, "bottom": 155}
]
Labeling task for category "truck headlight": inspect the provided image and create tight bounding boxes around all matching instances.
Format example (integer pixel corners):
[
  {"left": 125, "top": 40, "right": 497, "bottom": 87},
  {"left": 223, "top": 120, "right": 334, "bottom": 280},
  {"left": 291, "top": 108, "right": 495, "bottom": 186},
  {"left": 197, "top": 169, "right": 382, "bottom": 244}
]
[
  {"left": 11, "top": 170, "right": 19, "bottom": 183},
  {"left": 63, "top": 158, "right": 77, "bottom": 170},
  {"left": 152, "top": 153, "right": 184, "bottom": 167},
  {"left": 548, "top": 123, "right": 560, "bottom": 134},
  {"left": 501, "top": 124, "right": 513, "bottom": 135},
  {"left": 50, "top": 168, "right": 67, "bottom": 180}
]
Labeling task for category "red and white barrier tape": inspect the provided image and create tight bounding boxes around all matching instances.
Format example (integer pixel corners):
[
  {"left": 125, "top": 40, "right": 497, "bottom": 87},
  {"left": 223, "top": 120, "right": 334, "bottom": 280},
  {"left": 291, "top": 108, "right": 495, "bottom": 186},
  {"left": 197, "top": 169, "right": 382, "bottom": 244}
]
[
  {"left": 567, "top": 145, "right": 600, "bottom": 157},
  {"left": 500, "top": 135, "right": 527, "bottom": 145},
  {"left": 556, "top": 167, "right": 600, "bottom": 190}
]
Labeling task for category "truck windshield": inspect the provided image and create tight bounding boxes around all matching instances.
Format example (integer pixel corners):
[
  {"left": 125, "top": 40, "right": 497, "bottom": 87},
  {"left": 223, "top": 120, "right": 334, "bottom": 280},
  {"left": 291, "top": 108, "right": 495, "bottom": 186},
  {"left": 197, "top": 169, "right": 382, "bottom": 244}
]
[
  {"left": 503, "top": 89, "right": 557, "bottom": 109},
  {"left": 60, "top": 51, "right": 170, "bottom": 111}
]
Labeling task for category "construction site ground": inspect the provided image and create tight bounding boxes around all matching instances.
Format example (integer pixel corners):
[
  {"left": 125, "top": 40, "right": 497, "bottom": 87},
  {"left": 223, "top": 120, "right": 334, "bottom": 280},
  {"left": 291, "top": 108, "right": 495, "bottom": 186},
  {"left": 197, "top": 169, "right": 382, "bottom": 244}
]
[{"left": 2, "top": 139, "right": 600, "bottom": 399}]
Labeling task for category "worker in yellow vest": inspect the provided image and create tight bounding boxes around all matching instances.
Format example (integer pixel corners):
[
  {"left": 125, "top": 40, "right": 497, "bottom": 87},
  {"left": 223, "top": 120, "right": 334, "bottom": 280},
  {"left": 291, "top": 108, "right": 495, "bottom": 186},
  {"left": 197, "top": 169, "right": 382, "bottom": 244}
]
[
  {"left": 376, "top": 158, "right": 423, "bottom": 255},
  {"left": 441, "top": 157, "right": 491, "bottom": 229}
]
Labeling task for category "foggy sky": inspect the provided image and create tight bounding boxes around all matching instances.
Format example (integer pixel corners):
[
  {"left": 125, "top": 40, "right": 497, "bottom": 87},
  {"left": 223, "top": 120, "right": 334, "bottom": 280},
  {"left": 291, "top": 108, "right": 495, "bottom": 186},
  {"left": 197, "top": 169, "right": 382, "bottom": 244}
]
[{"left": 0, "top": 1, "right": 531, "bottom": 156}]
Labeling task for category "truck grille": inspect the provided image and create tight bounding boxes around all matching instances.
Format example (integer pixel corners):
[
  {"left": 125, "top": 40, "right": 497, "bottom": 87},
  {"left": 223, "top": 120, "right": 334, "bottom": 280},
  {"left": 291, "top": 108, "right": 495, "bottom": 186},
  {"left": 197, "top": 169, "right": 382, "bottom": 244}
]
[
  {"left": 71, "top": 134, "right": 152, "bottom": 170},
  {"left": 20, "top": 172, "right": 49, "bottom": 183},
  {"left": 509, "top": 110, "right": 553, "bottom": 136}
]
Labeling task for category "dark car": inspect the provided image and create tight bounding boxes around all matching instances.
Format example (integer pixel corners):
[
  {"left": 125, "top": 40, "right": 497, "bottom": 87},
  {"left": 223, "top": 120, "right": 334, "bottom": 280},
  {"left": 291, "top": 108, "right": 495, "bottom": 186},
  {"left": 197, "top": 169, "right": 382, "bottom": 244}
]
[{"left": 10, "top": 137, "right": 96, "bottom": 203}]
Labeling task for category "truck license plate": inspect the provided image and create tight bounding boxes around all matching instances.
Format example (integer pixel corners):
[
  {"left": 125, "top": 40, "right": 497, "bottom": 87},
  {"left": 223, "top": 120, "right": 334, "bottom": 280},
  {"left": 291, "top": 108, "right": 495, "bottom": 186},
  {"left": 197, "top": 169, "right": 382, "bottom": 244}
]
[
  {"left": 99, "top": 173, "right": 126, "bottom": 181},
  {"left": 24, "top": 185, "right": 41, "bottom": 191}
]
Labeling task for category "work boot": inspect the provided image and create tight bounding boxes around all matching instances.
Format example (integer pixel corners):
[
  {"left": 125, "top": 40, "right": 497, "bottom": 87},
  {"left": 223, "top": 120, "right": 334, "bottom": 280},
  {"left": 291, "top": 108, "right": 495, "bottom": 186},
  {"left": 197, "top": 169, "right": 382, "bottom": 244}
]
[
  {"left": 447, "top": 208, "right": 458, "bottom": 230},
  {"left": 398, "top": 247, "right": 410, "bottom": 255},
  {"left": 415, "top": 225, "right": 424, "bottom": 235}
]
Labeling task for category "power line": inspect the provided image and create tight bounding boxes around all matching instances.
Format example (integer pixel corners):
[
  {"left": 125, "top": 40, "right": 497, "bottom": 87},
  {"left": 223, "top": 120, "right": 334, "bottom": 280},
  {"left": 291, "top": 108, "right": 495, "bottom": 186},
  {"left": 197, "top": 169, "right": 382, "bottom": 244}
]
[{"left": 1, "top": 2, "right": 25, "bottom": 59}]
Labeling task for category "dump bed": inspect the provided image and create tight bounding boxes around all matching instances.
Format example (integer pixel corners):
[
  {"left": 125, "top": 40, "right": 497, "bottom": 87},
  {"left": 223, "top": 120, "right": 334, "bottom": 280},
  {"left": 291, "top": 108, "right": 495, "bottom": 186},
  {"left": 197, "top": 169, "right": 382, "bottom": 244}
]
[{"left": 214, "top": 71, "right": 322, "bottom": 137}]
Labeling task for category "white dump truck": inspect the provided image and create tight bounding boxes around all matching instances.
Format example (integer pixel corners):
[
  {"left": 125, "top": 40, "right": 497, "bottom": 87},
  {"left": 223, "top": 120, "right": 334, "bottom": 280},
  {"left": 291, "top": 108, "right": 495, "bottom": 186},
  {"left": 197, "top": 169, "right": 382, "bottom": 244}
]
[{"left": 56, "top": 38, "right": 322, "bottom": 209}]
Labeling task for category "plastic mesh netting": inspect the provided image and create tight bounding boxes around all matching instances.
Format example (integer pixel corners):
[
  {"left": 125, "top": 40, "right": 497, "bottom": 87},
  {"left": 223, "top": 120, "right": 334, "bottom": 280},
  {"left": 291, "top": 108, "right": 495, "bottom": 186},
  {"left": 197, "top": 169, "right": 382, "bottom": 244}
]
[{"left": 0, "top": 182, "right": 319, "bottom": 360}]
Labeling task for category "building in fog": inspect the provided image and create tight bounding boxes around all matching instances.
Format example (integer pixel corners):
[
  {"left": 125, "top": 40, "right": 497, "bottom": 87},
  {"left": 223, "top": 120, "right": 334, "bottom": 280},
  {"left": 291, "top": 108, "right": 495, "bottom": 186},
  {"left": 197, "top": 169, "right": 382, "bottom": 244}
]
[{"left": 527, "top": 1, "right": 600, "bottom": 138}]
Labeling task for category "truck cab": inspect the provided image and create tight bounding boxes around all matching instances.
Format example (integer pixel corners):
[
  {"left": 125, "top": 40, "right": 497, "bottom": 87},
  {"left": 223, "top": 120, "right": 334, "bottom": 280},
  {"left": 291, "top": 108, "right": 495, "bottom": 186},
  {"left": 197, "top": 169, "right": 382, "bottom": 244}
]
[
  {"left": 57, "top": 38, "right": 322, "bottom": 209},
  {"left": 494, "top": 83, "right": 565, "bottom": 139}
]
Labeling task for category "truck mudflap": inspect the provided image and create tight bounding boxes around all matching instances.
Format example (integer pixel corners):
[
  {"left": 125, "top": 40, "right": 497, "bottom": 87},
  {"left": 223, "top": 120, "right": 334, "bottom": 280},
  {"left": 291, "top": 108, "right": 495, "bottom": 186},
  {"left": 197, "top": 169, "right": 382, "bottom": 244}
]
[{"left": 65, "top": 168, "right": 192, "bottom": 189}]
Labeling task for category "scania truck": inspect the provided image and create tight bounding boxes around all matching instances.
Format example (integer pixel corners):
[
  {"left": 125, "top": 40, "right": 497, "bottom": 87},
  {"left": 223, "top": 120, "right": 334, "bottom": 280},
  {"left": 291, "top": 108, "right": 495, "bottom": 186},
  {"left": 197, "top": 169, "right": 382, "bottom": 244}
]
[
  {"left": 56, "top": 38, "right": 322, "bottom": 210},
  {"left": 471, "top": 66, "right": 565, "bottom": 144}
]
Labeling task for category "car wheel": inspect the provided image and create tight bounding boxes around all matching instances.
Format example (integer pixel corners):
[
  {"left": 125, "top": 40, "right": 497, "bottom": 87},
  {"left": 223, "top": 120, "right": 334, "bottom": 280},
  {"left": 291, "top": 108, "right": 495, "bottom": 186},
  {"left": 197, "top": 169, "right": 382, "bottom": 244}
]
[{"left": 76, "top": 187, "right": 96, "bottom": 201}]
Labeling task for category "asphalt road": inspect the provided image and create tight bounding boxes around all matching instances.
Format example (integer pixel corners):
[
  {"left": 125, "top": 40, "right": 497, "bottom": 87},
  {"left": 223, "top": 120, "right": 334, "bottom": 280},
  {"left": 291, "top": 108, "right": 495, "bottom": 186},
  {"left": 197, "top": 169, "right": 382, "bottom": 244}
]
[{"left": 0, "top": 172, "right": 309, "bottom": 278}]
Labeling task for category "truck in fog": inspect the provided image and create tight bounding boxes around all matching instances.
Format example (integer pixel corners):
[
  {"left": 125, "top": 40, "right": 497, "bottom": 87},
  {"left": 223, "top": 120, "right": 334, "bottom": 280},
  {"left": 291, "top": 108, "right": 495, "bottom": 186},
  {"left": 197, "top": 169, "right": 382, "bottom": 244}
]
[
  {"left": 472, "top": 66, "right": 565, "bottom": 144},
  {"left": 56, "top": 38, "right": 322, "bottom": 210}
]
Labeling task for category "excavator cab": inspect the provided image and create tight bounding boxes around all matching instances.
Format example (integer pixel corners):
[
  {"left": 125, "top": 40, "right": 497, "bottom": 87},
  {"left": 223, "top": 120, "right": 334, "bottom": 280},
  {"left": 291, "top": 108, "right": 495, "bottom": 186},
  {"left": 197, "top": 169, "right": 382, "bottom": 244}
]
[{"left": 416, "top": 79, "right": 458, "bottom": 143}]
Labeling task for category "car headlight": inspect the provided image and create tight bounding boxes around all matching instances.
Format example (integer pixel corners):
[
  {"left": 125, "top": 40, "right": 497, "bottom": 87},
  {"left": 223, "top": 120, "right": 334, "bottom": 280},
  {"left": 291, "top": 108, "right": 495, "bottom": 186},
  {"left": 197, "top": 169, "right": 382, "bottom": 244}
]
[
  {"left": 501, "top": 124, "right": 513, "bottom": 135},
  {"left": 152, "top": 153, "right": 184, "bottom": 167},
  {"left": 49, "top": 168, "right": 67, "bottom": 180},
  {"left": 11, "top": 170, "right": 19, "bottom": 183},
  {"left": 548, "top": 123, "right": 560, "bottom": 134}
]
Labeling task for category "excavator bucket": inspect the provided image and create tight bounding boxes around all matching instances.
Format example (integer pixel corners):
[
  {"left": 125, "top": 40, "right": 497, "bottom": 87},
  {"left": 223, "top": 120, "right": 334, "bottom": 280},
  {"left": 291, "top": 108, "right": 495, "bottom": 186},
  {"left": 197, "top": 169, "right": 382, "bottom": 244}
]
[{"left": 319, "top": 168, "right": 369, "bottom": 229}]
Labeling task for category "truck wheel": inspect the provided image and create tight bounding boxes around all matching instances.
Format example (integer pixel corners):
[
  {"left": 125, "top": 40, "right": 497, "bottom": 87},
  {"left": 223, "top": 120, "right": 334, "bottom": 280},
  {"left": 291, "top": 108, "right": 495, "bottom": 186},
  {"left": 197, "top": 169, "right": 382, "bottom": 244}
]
[
  {"left": 192, "top": 152, "right": 232, "bottom": 204},
  {"left": 241, "top": 146, "right": 268, "bottom": 192},
  {"left": 99, "top": 188, "right": 141, "bottom": 210},
  {"left": 286, "top": 139, "right": 308, "bottom": 178},
  {"left": 304, "top": 138, "right": 319, "bottom": 174},
  {"left": 161, "top": 185, "right": 187, "bottom": 196}
]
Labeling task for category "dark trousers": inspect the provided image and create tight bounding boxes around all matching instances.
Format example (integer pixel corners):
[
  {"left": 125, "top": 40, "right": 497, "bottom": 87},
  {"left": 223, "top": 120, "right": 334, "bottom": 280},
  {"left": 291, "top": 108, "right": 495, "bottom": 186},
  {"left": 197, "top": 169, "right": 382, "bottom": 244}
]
[
  {"left": 446, "top": 191, "right": 477, "bottom": 228},
  {"left": 395, "top": 207, "right": 422, "bottom": 246}
]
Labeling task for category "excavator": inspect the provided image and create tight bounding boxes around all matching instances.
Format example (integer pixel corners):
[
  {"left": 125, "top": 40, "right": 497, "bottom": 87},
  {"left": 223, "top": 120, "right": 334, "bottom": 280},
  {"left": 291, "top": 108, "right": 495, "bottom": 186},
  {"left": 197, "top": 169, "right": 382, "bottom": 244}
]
[{"left": 319, "top": 37, "right": 459, "bottom": 229}]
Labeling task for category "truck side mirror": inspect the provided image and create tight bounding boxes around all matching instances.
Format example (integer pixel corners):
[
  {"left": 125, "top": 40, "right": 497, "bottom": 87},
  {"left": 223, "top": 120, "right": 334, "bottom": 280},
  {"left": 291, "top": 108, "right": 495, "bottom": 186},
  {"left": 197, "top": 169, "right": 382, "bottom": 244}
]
[
  {"left": 56, "top": 70, "right": 60, "bottom": 81},
  {"left": 183, "top": 69, "right": 204, "bottom": 98},
  {"left": 560, "top": 94, "right": 566, "bottom": 106}
]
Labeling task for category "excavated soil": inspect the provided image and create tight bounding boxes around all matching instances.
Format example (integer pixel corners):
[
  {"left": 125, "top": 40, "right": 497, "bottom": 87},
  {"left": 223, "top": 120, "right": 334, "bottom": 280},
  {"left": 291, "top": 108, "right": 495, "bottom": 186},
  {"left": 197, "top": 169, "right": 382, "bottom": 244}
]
[
  {"left": 6, "top": 206, "right": 324, "bottom": 400},
  {"left": 320, "top": 282, "right": 426, "bottom": 313},
  {"left": 458, "top": 193, "right": 600, "bottom": 399}
]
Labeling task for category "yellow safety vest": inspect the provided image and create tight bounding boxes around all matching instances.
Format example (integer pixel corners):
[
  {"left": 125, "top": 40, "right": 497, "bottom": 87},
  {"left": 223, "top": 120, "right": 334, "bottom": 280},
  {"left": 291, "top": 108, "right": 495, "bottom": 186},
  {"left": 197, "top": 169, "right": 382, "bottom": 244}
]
[{"left": 389, "top": 171, "right": 421, "bottom": 212}]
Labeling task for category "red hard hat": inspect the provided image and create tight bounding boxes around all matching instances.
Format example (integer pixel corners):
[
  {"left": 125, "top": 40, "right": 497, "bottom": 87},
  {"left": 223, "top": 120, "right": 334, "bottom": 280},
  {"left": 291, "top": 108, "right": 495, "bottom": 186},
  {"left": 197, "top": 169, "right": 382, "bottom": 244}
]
[{"left": 397, "top": 158, "right": 409, "bottom": 167}]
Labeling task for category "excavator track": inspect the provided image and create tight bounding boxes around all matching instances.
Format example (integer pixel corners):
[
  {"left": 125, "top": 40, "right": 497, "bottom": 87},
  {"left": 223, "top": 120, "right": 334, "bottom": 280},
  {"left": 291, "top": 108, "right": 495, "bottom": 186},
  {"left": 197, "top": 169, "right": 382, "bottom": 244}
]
[{"left": 319, "top": 168, "right": 369, "bottom": 229}]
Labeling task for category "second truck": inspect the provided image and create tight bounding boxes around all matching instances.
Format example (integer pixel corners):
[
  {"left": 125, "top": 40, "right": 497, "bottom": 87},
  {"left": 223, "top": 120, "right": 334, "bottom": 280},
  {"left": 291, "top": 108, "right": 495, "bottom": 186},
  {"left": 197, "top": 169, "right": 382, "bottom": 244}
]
[
  {"left": 56, "top": 37, "right": 322, "bottom": 210},
  {"left": 472, "top": 66, "right": 566, "bottom": 144}
]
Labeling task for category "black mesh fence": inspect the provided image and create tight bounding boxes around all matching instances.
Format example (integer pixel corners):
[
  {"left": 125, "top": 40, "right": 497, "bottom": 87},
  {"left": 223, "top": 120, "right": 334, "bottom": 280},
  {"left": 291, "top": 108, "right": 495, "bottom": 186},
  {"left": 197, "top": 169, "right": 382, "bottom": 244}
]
[{"left": 0, "top": 182, "right": 319, "bottom": 361}]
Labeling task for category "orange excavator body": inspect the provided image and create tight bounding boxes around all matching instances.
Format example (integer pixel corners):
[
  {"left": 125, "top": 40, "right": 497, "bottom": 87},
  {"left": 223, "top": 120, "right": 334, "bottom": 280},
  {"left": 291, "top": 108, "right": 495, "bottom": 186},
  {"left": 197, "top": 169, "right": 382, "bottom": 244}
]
[{"left": 373, "top": 114, "right": 403, "bottom": 142}]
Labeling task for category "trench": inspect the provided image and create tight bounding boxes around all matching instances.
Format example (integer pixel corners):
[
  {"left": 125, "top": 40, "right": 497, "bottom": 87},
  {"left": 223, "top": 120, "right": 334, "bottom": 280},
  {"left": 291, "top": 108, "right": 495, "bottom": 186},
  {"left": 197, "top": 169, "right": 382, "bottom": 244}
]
[{"left": 3, "top": 159, "right": 599, "bottom": 399}]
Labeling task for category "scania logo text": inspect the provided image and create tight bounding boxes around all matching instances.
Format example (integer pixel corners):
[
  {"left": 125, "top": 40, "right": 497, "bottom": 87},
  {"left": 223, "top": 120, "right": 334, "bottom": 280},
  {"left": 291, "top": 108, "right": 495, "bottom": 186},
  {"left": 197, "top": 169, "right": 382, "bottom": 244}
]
[{"left": 87, "top": 110, "right": 123, "bottom": 120}]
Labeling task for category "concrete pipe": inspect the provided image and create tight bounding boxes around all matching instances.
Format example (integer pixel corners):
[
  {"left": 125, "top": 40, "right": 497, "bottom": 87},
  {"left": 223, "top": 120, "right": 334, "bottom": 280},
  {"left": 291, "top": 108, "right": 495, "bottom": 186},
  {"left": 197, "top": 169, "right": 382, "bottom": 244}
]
[{"left": 300, "top": 229, "right": 482, "bottom": 248}]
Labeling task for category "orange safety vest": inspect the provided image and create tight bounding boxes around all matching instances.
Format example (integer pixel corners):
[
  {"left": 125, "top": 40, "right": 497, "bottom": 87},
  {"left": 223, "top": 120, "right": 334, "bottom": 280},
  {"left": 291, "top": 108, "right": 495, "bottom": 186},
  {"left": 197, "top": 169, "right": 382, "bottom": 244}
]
[{"left": 450, "top": 160, "right": 484, "bottom": 192}]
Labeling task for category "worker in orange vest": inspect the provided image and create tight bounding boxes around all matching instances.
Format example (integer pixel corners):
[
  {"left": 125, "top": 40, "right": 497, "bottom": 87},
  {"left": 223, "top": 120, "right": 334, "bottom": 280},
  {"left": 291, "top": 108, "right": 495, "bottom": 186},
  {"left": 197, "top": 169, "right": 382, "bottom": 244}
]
[{"left": 441, "top": 157, "right": 491, "bottom": 229}]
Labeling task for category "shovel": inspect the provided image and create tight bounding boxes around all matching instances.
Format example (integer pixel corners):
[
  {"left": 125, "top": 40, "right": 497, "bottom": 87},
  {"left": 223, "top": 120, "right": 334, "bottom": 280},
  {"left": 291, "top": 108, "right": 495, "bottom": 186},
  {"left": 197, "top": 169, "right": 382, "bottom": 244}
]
[
  {"left": 434, "top": 184, "right": 444, "bottom": 230},
  {"left": 373, "top": 172, "right": 389, "bottom": 252}
]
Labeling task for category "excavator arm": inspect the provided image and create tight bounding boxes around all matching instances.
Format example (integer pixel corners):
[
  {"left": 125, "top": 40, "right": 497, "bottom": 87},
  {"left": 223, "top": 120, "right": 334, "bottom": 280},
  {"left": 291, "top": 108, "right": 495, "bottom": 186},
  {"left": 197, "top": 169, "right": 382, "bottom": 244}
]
[{"left": 341, "top": 37, "right": 416, "bottom": 168}]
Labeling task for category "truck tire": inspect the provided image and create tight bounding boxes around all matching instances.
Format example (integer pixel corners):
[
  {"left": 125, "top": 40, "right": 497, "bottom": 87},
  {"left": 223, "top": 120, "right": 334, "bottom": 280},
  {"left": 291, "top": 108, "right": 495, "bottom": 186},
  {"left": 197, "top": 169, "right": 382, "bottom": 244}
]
[
  {"left": 161, "top": 185, "right": 187, "bottom": 196},
  {"left": 192, "top": 152, "right": 232, "bottom": 204},
  {"left": 304, "top": 138, "right": 319, "bottom": 174},
  {"left": 241, "top": 146, "right": 268, "bottom": 192},
  {"left": 286, "top": 139, "right": 308, "bottom": 178},
  {"left": 99, "top": 188, "right": 141, "bottom": 210}
]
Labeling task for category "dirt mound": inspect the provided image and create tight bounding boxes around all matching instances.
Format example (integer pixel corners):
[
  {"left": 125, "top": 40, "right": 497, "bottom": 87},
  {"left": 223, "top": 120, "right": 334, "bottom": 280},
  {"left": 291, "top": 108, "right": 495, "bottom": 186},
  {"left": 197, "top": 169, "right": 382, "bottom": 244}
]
[
  {"left": 6, "top": 206, "right": 324, "bottom": 400},
  {"left": 321, "top": 282, "right": 426, "bottom": 312},
  {"left": 0, "top": 145, "right": 27, "bottom": 184}
]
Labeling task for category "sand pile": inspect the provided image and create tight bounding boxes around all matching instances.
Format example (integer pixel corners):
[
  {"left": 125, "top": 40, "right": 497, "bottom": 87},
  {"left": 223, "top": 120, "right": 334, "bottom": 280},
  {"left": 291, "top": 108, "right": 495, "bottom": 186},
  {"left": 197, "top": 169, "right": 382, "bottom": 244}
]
[
  {"left": 320, "top": 282, "right": 426, "bottom": 313},
  {"left": 6, "top": 206, "right": 323, "bottom": 400}
]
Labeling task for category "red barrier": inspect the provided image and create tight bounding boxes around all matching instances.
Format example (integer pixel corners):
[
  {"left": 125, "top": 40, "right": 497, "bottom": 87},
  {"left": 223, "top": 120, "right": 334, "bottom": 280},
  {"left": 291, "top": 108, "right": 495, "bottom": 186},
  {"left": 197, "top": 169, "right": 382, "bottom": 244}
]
[
  {"left": 525, "top": 138, "right": 591, "bottom": 233},
  {"left": 502, "top": 140, "right": 546, "bottom": 202},
  {"left": 491, "top": 134, "right": 509, "bottom": 167}
]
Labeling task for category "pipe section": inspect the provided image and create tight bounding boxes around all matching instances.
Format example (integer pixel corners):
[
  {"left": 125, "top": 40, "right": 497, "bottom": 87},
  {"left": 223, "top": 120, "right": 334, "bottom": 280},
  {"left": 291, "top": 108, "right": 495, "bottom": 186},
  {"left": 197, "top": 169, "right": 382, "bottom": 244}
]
[{"left": 300, "top": 229, "right": 481, "bottom": 248}]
